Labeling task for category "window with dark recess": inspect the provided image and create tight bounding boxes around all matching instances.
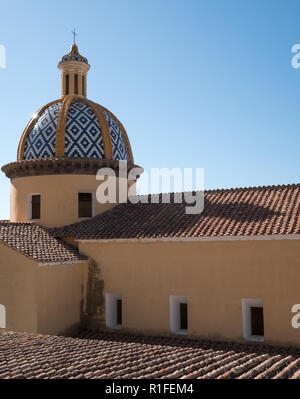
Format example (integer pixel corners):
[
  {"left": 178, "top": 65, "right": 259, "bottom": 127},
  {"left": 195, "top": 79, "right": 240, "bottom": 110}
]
[
  {"left": 82, "top": 75, "right": 85, "bottom": 96},
  {"left": 78, "top": 193, "right": 92, "bottom": 218},
  {"left": 180, "top": 302, "right": 188, "bottom": 330},
  {"left": 31, "top": 195, "right": 41, "bottom": 220},
  {"left": 251, "top": 306, "right": 264, "bottom": 336},
  {"left": 117, "top": 299, "right": 122, "bottom": 325},
  {"left": 74, "top": 74, "right": 78, "bottom": 94},
  {"left": 65, "top": 74, "right": 69, "bottom": 95}
]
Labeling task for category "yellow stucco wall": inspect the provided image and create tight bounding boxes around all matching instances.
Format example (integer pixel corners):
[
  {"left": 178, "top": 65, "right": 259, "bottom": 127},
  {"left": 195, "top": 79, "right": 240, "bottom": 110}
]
[
  {"left": 0, "top": 243, "right": 38, "bottom": 333},
  {"left": 36, "top": 262, "right": 88, "bottom": 335},
  {"left": 0, "top": 241, "right": 88, "bottom": 335},
  {"left": 79, "top": 238, "right": 300, "bottom": 347},
  {"left": 10, "top": 174, "right": 135, "bottom": 227}
]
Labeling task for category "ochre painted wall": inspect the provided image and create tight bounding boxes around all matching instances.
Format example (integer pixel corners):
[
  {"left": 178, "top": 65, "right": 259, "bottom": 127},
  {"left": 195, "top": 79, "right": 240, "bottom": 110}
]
[
  {"left": 79, "top": 239, "right": 300, "bottom": 347},
  {"left": 10, "top": 174, "right": 136, "bottom": 227},
  {"left": 0, "top": 243, "right": 38, "bottom": 333},
  {"left": 0, "top": 241, "right": 88, "bottom": 335},
  {"left": 36, "top": 262, "right": 88, "bottom": 335}
]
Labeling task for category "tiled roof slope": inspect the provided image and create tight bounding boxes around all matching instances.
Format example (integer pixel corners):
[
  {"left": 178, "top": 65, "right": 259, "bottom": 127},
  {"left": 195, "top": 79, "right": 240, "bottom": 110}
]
[
  {"left": 50, "top": 184, "right": 300, "bottom": 240},
  {"left": 1, "top": 331, "right": 300, "bottom": 379},
  {"left": 0, "top": 222, "right": 86, "bottom": 264}
]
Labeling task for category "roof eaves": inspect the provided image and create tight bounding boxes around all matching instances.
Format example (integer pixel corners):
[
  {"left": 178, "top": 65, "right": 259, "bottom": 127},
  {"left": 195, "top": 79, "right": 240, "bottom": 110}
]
[
  {"left": 76, "top": 233, "right": 300, "bottom": 243},
  {"left": 38, "top": 259, "right": 87, "bottom": 267}
]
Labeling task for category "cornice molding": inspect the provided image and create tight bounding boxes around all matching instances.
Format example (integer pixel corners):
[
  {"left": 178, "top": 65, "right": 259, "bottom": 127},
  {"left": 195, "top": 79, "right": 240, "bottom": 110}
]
[{"left": 1, "top": 157, "right": 142, "bottom": 180}]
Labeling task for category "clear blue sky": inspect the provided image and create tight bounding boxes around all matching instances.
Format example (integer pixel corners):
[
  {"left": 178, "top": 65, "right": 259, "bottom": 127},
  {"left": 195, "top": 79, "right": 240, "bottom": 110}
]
[{"left": 0, "top": 0, "right": 300, "bottom": 219}]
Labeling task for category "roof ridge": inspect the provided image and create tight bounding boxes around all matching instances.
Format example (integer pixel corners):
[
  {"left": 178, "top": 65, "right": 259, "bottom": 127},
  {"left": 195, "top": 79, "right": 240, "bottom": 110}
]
[
  {"left": 203, "top": 182, "right": 300, "bottom": 194},
  {"left": 135, "top": 183, "right": 300, "bottom": 198}
]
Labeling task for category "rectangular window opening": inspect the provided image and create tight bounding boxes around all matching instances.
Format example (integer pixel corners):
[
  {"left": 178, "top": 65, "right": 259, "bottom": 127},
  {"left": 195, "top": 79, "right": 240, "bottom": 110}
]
[
  {"left": 31, "top": 195, "right": 41, "bottom": 220},
  {"left": 74, "top": 74, "right": 78, "bottom": 94},
  {"left": 180, "top": 303, "right": 188, "bottom": 330},
  {"left": 170, "top": 295, "right": 188, "bottom": 335},
  {"left": 78, "top": 193, "right": 93, "bottom": 218},
  {"left": 66, "top": 74, "right": 69, "bottom": 95},
  {"left": 117, "top": 299, "right": 122, "bottom": 326},
  {"left": 82, "top": 75, "right": 85, "bottom": 96},
  {"left": 251, "top": 306, "right": 264, "bottom": 336},
  {"left": 242, "top": 298, "right": 264, "bottom": 342},
  {"left": 106, "top": 293, "right": 122, "bottom": 330}
]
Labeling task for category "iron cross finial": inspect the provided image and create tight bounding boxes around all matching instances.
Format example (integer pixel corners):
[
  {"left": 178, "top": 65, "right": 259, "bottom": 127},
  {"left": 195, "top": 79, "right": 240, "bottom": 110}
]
[{"left": 71, "top": 28, "right": 78, "bottom": 44}]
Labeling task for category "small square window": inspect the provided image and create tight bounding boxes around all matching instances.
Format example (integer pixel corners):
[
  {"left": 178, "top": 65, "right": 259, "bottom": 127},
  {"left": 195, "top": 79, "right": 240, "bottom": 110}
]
[
  {"left": 242, "top": 298, "right": 264, "bottom": 342},
  {"left": 30, "top": 194, "right": 40, "bottom": 220},
  {"left": 251, "top": 306, "right": 264, "bottom": 336},
  {"left": 170, "top": 296, "right": 188, "bottom": 335},
  {"left": 78, "top": 193, "right": 93, "bottom": 218},
  {"left": 106, "top": 293, "right": 122, "bottom": 330}
]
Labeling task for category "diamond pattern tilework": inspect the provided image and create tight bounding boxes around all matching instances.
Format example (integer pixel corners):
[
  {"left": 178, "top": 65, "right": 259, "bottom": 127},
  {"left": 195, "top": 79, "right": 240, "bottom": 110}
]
[
  {"left": 22, "top": 100, "right": 129, "bottom": 161},
  {"left": 100, "top": 108, "right": 128, "bottom": 161},
  {"left": 65, "top": 101, "right": 105, "bottom": 158},
  {"left": 23, "top": 102, "right": 61, "bottom": 160}
]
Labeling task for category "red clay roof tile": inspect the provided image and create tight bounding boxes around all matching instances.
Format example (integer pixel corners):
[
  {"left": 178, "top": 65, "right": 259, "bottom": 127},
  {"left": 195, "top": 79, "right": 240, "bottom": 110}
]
[
  {"left": 50, "top": 184, "right": 300, "bottom": 240},
  {"left": 1, "top": 331, "right": 300, "bottom": 379},
  {"left": 0, "top": 222, "right": 86, "bottom": 264}
]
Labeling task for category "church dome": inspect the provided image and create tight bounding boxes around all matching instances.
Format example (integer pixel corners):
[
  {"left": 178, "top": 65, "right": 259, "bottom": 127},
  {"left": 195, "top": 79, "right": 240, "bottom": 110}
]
[
  {"left": 16, "top": 43, "right": 134, "bottom": 163},
  {"left": 17, "top": 96, "right": 133, "bottom": 162},
  {"left": 1, "top": 40, "right": 142, "bottom": 229}
]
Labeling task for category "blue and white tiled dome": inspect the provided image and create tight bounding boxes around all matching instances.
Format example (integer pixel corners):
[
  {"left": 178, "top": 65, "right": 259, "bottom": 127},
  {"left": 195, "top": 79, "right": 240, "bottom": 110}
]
[
  {"left": 19, "top": 97, "right": 133, "bottom": 163},
  {"left": 64, "top": 101, "right": 105, "bottom": 158},
  {"left": 23, "top": 103, "right": 61, "bottom": 159}
]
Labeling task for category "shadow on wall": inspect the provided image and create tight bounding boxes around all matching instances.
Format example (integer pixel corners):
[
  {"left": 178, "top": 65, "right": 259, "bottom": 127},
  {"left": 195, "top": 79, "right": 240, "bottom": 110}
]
[
  {"left": 80, "top": 259, "right": 105, "bottom": 328},
  {"left": 0, "top": 304, "right": 6, "bottom": 329}
]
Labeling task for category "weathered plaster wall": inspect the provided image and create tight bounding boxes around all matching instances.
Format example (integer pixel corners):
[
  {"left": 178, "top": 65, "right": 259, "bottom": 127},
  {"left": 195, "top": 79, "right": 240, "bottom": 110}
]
[
  {"left": 36, "top": 261, "right": 88, "bottom": 335},
  {"left": 0, "top": 241, "right": 88, "bottom": 335},
  {"left": 81, "top": 258, "right": 105, "bottom": 329},
  {"left": 0, "top": 243, "right": 37, "bottom": 333},
  {"left": 79, "top": 238, "right": 300, "bottom": 347}
]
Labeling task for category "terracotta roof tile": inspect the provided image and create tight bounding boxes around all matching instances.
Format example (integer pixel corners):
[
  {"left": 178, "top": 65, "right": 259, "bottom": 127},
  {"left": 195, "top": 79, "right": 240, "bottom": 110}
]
[
  {"left": 1, "top": 331, "right": 300, "bottom": 379},
  {"left": 50, "top": 184, "right": 300, "bottom": 240},
  {"left": 0, "top": 222, "right": 86, "bottom": 264}
]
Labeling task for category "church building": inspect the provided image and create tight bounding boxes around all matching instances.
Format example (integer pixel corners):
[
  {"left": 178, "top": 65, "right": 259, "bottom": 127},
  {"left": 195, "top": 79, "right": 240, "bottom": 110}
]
[{"left": 1, "top": 44, "right": 300, "bottom": 347}]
